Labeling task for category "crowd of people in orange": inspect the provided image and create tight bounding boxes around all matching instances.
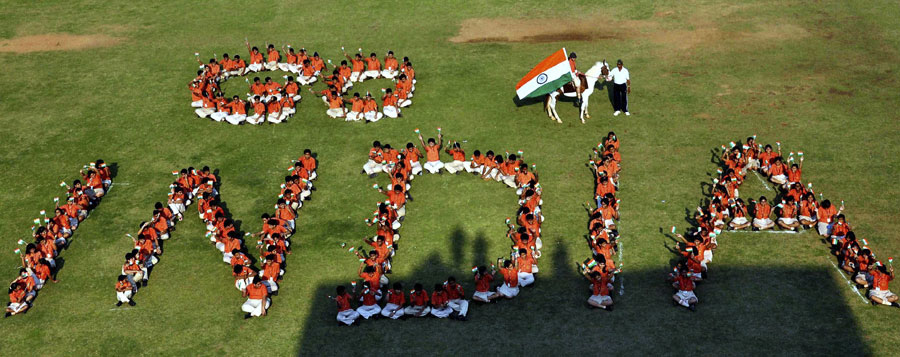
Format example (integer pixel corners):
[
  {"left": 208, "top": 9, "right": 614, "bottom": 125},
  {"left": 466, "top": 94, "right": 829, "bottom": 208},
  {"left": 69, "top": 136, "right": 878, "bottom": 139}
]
[
  {"left": 189, "top": 42, "right": 416, "bottom": 125},
  {"left": 331, "top": 128, "right": 544, "bottom": 325},
  {"left": 7, "top": 161, "right": 111, "bottom": 317},
  {"left": 667, "top": 137, "right": 896, "bottom": 310},
  {"left": 579, "top": 132, "right": 622, "bottom": 311}
]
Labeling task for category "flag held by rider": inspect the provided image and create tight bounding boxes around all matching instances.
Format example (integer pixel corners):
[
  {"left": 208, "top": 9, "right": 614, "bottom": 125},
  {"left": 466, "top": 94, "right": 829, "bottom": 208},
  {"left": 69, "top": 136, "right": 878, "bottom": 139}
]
[{"left": 515, "top": 48, "right": 575, "bottom": 100}]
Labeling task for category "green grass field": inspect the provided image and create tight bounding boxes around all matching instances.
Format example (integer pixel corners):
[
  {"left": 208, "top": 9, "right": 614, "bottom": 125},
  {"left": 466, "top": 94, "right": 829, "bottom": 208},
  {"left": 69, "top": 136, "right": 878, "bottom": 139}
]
[{"left": 1, "top": 0, "right": 899, "bottom": 355}]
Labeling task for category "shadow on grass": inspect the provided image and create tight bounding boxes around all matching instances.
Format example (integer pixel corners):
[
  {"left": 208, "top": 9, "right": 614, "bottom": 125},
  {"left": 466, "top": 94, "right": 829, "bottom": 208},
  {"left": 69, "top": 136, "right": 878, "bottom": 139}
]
[{"left": 295, "top": 258, "right": 871, "bottom": 355}]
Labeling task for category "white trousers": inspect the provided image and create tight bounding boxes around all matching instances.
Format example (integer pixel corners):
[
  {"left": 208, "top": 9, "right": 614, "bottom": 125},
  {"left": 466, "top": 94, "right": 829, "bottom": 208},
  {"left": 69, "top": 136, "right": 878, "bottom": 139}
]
[
  {"left": 383, "top": 106, "right": 400, "bottom": 118},
  {"left": 326, "top": 108, "right": 345, "bottom": 118},
  {"left": 430, "top": 306, "right": 453, "bottom": 318},
  {"left": 350, "top": 72, "right": 361, "bottom": 82},
  {"left": 380, "top": 303, "right": 404, "bottom": 319},
  {"left": 210, "top": 111, "right": 228, "bottom": 122},
  {"left": 363, "top": 160, "right": 384, "bottom": 175},
  {"left": 242, "top": 297, "right": 271, "bottom": 316},
  {"left": 381, "top": 69, "right": 398, "bottom": 79},
  {"left": 247, "top": 114, "right": 264, "bottom": 125},
  {"left": 298, "top": 75, "right": 317, "bottom": 86},
  {"left": 337, "top": 309, "right": 360, "bottom": 325},
  {"left": 410, "top": 161, "right": 423, "bottom": 175},
  {"left": 346, "top": 111, "right": 362, "bottom": 121},
  {"left": 195, "top": 108, "right": 215, "bottom": 118},
  {"left": 364, "top": 111, "right": 384, "bottom": 122},
  {"left": 518, "top": 272, "right": 535, "bottom": 287},
  {"left": 449, "top": 298, "right": 469, "bottom": 316},
  {"left": 356, "top": 304, "right": 382, "bottom": 319},
  {"left": 399, "top": 99, "right": 412, "bottom": 108},
  {"left": 116, "top": 290, "right": 132, "bottom": 303},
  {"left": 445, "top": 160, "right": 470, "bottom": 174},
  {"left": 225, "top": 114, "right": 246, "bottom": 125},
  {"left": 359, "top": 70, "right": 380, "bottom": 81},
  {"left": 403, "top": 305, "right": 431, "bottom": 317},
  {"left": 424, "top": 161, "right": 444, "bottom": 174}
]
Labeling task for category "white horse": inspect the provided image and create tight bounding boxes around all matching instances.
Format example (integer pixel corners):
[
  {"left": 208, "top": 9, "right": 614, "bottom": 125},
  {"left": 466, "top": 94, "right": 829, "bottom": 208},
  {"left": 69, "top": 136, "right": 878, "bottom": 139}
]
[{"left": 545, "top": 60, "right": 609, "bottom": 124}]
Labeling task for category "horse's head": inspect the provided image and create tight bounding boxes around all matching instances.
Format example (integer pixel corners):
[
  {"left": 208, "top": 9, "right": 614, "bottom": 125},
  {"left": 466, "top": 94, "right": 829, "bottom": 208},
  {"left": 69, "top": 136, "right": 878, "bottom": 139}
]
[{"left": 586, "top": 60, "right": 609, "bottom": 78}]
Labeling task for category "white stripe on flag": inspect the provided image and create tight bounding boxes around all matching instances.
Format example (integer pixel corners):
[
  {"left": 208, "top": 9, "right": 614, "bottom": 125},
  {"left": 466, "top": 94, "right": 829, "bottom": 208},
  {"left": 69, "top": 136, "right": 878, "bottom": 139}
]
[{"left": 516, "top": 61, "right": 574, "bottom": 99}]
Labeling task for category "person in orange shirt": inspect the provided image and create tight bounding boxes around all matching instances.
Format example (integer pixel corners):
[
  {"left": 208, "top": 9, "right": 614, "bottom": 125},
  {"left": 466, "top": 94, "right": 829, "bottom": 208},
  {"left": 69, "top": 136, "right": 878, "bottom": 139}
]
[
  {"left": 189, "top": 79, "right": 205, "bottom": 108},
  {"left": 816, "top": 199, "right": 843, "bottom": 237},
  {"left": 584, "top": 268, "right": 613, "bottom": 310},
  {"left": 310, "top": 52, "right": 327, "bottom": 75},
  {"left": 472, "top": 265, "right": 497, "bottom": 303},
  {"left": 380, "top": 282, "right": 406, "bottom": 319},
  {"left": 298, "top": 149, "right": 317, "bottom": 180},
  {"left": 282, "top": 76, "right": 302, "bottom": 102},
  {"left": 418, "top": 130, "right": 444, "bottom": 174},
  {"left": 381, "top": 88, "right": 401, "bottom": 118},
  {"left": 264, "top": 44, "right": 280, "bottom": 71},
  {"left": 225, "top": 95, "right": 247, "bottom": 125},
  {"left": 405, "top": 142, "right": 424, "bottom": 176},
  {"left": 495, "top": 259, "right": 519, "bottom": 298},
  {"left": 229, "top": 54, "right": 247, "bottom": 77},
  {"left": 443, "top": 142, "right": 469, "bottom": 175},
  {"left": 343, "top": 51, "right": 365, "bottom": 83},
  {"left": 429, "top": 283, "right": 453, "bottom": 318},
  {"left": 333, "top": 285, "right": 359, "bottom": 325},
  {"left": 344, "top": 92, "right": 365, "bottom": 122},
  {"left": 265, "top": 95, "right": 284, "bottom": 124},
  {"left": 246, "top": 96, "right": 266, "bottom": 125},
  {"left": 396, "top": 74, "right": 413, "bottom": 108},
  {"left": 768, "top": 156, "right": 789, "bottom": 186},
  {"left": 354, "top": 281, "right": 382, "bottom": 319},
  {"left": 444, "top": 276, "right": 469, "bottom": 320},
  {"left": 362, "top": 141, "right": 385, "bottom": 177},
  {"left": 866, "top": 263, "right": 898, "bottom": 306},
  {"left": 277, "top": 45, "right": 299, "bottom": 73},
  {"left": 6, "top": 269, "right": 35, "bottom": 316},
  {"left": 516, "top": 248, "right": 537, "bottom": 286},
  {"left": 403, "top": 283, "right": 431, "bottom": 317},
  {"left": 751, "top": 196, "right": 775, "bottom": 230},
  {"left": 208, "top": 93, "right": 230, "bottom": 122},
  {"left": 264, "top": 76, "right": 282, "bottom": 103},
  {"left": 321, "top": 89, "right": 346, "bottom": 119},
  {"left": 671, "top": 264, "right": 698, "bottom": 311},
  {"left": 194, "top": 92, "right": 216, "bottom": 118},
  {"left": 776, "top": 197, "right": 800, "bottom": 230},
  {"left": 337, "top": 60, "right": 353, "bottom": 92},
  {"left": 115, "top": 274, "right": 135, "bottom": 307},
  {"left": 360, "top": 52, "right": 382, "bottom": 81},
  {"left": 244, "top": 41, "right": 264, "bottom": 74},
  {"left": 241, "top": 277, "right": 270, "bottom": 318},
  {"left": 401, "top": 58, "right": 417, "bottom": 90},
  {"left": 361, "top": 92, "right": 383, "bottom": 123},
  {"left": 296, "top": 59, "right": 318, "bottom": 86},
  {"left": 381, "top": 50, "right": 399, "bottom": 79}
]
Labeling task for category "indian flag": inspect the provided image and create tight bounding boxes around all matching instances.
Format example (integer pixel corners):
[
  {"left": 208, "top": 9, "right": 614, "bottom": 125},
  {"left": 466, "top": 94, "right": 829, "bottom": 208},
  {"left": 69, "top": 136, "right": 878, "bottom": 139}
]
[{"left": 515, "top": 48, "right": 574, "bottom": 100}]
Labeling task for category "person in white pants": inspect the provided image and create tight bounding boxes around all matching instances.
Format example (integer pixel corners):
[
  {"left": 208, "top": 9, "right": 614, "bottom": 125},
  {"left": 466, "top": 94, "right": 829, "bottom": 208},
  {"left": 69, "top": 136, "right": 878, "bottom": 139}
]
[
  {"left": 363, "top": 141, "right": 385, "bottom": 176},
  {"left": 115, "top": 275, "right": 135, "bottom": 306},
  {"left": 404, "top": 283, "right": 432, "bottom": 317},
  {"left": 355, "top": 283, "right": 382, "bottom": 319},
  {"left": 380, "top": 283, "right": 406, "bottom": 319},
  {"left": 444, "top": 142, "right": 470, "bottom": 174},
  {"left": 381, "top": 51, "right": 399, "bottom": 79},
  {"left": 225, "top": 96, "right": 247, "bottom": 125},
  {"left": 445, "top": 277, "right": 469, "bottom": 320},
  {"left": 359, "top": 52, "right": 381, "bottom": 81},
  {"left": 418, "top": 131, "right": 444, "bottom": 174},
  {"left": 242, "top": 277, "right": 270, "bottom": 318},
  {"left": 195, "top": 96, "right": 215, "bottom": 118},
  {"left": 334, "top": 286, "right": 360, "bottom": 325},
  {"left": 246, "top": 96, "right": 266, "bottom": 125},
  {"left": 430, "top": 284, "right": 454, "bottom": 318},
  {"left": 382, "top": 89, "right": 400, "bottom": 118}
]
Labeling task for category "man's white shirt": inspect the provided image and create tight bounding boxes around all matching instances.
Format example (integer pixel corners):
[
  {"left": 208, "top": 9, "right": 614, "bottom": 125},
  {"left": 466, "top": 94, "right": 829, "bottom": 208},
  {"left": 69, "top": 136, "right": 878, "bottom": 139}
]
[{"left": 607, "top": 67, "right": 630, "bottom": 84}]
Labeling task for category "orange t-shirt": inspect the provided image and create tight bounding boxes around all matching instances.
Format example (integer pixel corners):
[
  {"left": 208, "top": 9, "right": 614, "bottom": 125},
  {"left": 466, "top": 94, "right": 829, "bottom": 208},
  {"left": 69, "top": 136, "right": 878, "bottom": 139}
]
[
  {"left": 364, "top": 57, "right": 381, "bottom": 71},
  {"left": 501, "top": 268, "right": 518, "bottom": 287},
  {"left": 425, "top": 145, "right": 441, "bottom": 162},
  {"left": 247, "top": 283, "right": 268, "bottom": 299},
  {"left": 475, "top": 273, "right": 493, "bottom": 292}
]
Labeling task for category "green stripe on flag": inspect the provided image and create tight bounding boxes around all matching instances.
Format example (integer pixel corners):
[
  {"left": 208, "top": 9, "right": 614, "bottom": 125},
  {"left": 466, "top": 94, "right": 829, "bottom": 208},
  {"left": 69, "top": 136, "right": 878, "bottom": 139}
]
[{"left": 524, "top": 74, "right": 573, "bottom": 99}]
